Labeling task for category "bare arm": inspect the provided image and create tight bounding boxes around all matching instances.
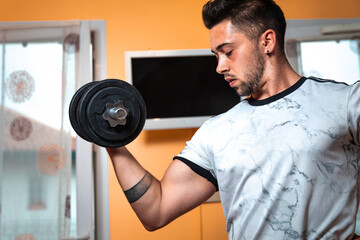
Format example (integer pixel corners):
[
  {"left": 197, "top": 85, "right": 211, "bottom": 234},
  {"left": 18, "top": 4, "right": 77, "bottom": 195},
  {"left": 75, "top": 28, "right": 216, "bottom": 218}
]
[{"left": 107, "top": 147, "right": 217, "bottom": 231}]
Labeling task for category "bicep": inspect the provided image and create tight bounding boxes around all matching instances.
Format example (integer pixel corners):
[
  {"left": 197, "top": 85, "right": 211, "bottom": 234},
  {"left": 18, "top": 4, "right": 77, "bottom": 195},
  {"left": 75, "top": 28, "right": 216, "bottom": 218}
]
[{"left": 159, "top": 159, "right": 217, "bottom": 223}]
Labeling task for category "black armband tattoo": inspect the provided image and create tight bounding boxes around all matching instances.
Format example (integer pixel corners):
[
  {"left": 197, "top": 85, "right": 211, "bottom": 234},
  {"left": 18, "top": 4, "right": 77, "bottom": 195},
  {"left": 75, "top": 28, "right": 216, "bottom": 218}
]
[{"left": 124, "top": 171, "right": 153, "bottom": 203}]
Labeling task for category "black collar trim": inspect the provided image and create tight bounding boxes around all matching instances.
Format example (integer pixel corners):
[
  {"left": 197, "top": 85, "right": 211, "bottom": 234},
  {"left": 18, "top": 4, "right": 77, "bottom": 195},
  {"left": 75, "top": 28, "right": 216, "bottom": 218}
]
[{"left": 247, "top": 76, "right": 307, "bottom": 106}]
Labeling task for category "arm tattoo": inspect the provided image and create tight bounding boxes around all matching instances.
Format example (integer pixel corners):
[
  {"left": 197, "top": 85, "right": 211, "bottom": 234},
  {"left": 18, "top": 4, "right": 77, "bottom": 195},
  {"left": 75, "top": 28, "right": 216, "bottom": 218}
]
[{"left": 124, "top": 171, "right": 153, "bottom": 203}]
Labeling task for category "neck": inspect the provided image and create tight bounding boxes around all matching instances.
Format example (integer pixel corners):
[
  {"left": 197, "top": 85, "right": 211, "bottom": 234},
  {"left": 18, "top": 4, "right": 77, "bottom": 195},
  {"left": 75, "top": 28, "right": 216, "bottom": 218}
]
[{"left": 252, "top": 54, "right": 301, "bottom": 100}]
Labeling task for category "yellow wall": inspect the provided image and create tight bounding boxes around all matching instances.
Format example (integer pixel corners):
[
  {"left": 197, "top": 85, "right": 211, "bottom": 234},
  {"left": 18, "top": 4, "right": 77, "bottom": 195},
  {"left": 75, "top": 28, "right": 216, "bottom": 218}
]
[{"left": 1, "top": 0, "right": 360, "bottom": 239}]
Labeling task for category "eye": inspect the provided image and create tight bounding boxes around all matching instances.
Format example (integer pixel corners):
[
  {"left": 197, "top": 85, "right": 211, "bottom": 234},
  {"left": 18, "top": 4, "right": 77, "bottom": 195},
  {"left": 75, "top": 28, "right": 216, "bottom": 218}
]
[{"left": 225, "top": 50, "right": 233, "bottom": 57}]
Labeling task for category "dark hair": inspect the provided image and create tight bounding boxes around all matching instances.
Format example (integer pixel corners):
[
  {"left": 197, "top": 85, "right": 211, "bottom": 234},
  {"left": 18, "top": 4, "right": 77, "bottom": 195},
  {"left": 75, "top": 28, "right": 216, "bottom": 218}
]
[{"left": 202, "top": 0, "right": 286, "bottom": 51}]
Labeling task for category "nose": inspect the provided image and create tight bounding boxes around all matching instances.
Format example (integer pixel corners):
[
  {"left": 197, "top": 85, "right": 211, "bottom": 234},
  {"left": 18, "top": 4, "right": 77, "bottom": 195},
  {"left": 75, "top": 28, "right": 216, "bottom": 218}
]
[{"left": 216, "top": 56, "right": 229, "bottom": 74}]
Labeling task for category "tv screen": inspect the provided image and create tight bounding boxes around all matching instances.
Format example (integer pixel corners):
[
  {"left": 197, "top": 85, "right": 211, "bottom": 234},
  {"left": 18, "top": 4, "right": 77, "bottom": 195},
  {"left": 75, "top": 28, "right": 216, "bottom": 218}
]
[{"left": 125, "top": 49, "right": 240, "bottom": 130}]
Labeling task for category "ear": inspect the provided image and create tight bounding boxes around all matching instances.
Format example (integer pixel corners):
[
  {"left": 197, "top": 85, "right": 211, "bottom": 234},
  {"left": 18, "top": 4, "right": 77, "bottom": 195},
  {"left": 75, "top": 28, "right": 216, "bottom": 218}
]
[{"left": 259, "top": 29, "right": 276, "bottom": 56}]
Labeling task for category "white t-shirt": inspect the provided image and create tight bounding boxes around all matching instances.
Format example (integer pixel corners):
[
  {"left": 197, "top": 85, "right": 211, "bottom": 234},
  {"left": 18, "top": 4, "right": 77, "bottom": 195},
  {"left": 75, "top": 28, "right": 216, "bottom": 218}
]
[{"left": 175, "top": 77, "right": 360, "bottom": 239}]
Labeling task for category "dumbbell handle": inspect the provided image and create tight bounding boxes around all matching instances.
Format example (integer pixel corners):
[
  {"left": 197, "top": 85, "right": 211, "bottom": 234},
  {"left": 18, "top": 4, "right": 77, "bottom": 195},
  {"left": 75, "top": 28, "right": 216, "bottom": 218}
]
[
  {"left": 102, "top": 100, "right": 129, "bottom": 127},
  {"left": 108, "top": 107, "right": 127, "bottom": 120}
]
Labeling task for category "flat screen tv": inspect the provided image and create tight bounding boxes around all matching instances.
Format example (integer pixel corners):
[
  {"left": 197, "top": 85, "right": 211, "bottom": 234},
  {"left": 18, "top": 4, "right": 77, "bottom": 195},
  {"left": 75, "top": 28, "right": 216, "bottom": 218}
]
[{"left": 125, "top": 49, "right": 240, "bottom": 130}]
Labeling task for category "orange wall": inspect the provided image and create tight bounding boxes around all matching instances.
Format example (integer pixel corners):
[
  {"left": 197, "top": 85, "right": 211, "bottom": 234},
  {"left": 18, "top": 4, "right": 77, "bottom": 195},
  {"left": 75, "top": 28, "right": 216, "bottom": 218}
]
[{"left": 1, "top": 0, "right": 360, "bottom": 240}]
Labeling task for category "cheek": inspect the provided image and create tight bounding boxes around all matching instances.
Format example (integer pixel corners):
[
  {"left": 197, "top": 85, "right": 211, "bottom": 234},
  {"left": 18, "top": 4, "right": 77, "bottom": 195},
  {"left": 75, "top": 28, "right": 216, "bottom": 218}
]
[
  {"left": 230, "top": 55, "right": 248, "bottom": 75},
  {"left": 233, "top": 48, "right": 252, "bottom": 67},
  {"left": 228, "top": 44, "right": 258, "bottom": 76}
]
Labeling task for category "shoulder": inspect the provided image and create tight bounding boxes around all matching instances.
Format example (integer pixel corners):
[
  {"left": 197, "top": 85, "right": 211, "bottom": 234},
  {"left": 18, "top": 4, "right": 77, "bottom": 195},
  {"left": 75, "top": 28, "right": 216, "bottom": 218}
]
[
  {"left": 306, "top": 76, "right": 351, "bottom": 88},
  {"left": 190, "top": 100, "right": 250, "bottom": 145},
  {"left": 201, "top": 100, "right": 250, "bottom": 128},
  {"left": 303, "top": 76, "right": 357, "bottom": 97},
  {"left": 305, "top": 76, "right": 355, "bottom": 89}
]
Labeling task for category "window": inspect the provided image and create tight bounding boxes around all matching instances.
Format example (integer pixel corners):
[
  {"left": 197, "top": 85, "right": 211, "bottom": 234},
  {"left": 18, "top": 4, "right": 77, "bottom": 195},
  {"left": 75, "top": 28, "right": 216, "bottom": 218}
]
[{"left": 299, "top": 39, "right": 360, "bottom": 84}]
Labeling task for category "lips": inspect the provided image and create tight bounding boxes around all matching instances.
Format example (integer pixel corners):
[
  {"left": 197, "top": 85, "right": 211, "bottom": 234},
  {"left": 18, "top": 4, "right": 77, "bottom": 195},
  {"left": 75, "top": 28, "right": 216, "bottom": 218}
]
[{"left": 225, "top": 77, "right": 237, "bottom": 87}]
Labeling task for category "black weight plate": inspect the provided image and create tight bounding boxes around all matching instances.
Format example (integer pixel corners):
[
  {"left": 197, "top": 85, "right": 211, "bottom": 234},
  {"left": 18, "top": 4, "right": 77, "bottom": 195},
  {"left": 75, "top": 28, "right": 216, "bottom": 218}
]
[
  {"left": 68, "top": 81, "right": 97, "bottom": 141},
  {"left": 87, "top": 86, "right": 141, "bottom": 141},
  {"left": 104, "top": 79, "right": 146, "bottom": 147},
  {"left": 78, "top": 79, "right": 146, "bottom": 147},
  {"left": 84, "top": 79, "right": 146, "bottom": 147}
]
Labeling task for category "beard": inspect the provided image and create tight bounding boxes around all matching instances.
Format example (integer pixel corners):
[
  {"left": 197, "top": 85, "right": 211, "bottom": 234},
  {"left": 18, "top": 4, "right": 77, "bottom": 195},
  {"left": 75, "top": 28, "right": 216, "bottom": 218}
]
[{"left": 233, "top": 46, "right": 265, "bottom": 97}]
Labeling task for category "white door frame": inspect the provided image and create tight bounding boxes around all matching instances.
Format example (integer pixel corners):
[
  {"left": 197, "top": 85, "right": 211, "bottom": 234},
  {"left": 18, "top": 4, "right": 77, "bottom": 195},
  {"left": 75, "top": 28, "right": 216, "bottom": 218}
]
[{"left": 75, "top": 20, "right": 109, "bottom": 240}]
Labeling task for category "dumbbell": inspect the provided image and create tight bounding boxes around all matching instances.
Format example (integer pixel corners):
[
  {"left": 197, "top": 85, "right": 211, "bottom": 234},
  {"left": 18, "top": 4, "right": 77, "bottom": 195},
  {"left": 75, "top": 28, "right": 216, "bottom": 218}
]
[{"left": 68, "top": 79, "right": 146, "bottom": 148}]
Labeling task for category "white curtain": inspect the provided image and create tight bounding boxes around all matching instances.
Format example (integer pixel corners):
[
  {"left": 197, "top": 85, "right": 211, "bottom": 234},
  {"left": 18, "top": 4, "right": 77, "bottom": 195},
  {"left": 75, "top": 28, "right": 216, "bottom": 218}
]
[{"left": 0, "top": 21, "right": 90, "bottom": 240}]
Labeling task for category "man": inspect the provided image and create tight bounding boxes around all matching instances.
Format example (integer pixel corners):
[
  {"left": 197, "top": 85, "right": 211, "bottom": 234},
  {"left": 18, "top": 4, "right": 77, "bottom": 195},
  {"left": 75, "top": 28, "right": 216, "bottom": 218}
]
[{"left": 107, "top": 0, "right": 360, "bottom": 239}]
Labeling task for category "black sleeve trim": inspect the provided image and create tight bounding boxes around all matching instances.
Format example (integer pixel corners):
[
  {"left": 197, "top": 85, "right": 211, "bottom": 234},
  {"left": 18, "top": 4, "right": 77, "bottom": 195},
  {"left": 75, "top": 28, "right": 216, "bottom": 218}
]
[{"left": 173, "top": 156, "right": 219, "bottom": 191}]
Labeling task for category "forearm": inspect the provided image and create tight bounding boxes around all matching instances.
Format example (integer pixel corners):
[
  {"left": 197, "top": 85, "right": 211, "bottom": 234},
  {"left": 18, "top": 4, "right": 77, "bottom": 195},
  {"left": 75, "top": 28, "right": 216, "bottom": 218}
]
[
  {"left": 107, "top": 147, "right": 149, "bottom": 190},
  {"left": 106, "top": 147, "right": 164, "bottom": 230}
]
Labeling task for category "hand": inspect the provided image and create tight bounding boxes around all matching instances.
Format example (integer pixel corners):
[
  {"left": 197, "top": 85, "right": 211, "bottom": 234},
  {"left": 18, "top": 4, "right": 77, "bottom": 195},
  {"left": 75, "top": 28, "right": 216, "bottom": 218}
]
[
  {"left": 106, "top": 146, "right": 127, "bottom": 155},
  {"left": 352, "top": 233, "right": 360, "bottom": 240}
]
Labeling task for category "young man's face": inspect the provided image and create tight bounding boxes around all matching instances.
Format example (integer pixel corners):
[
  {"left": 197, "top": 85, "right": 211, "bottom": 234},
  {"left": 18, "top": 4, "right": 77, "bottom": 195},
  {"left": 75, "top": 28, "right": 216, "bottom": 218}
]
[{"left": 210, "top": 20, "right": 265, "bottom": 97}]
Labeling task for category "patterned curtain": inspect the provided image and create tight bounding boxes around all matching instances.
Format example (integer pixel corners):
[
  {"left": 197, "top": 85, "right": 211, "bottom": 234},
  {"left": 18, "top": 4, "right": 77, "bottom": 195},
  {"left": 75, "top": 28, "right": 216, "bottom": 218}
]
[{"left": 0, "top": 22, "right": 84, "bottom": 240}]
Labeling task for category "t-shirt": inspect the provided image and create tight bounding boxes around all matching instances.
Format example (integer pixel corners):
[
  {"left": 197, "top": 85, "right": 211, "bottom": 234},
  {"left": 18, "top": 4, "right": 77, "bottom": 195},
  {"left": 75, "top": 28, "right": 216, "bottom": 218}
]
[{"left": 175, "top": 77, "right": 360, "bottom": 239}]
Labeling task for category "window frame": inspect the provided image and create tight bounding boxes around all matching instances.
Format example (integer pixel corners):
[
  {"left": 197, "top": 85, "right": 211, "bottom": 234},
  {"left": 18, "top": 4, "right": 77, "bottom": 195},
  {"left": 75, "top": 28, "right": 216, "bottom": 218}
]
[{"left": 285, "top": 18, "right": 360, "bottom": 74}]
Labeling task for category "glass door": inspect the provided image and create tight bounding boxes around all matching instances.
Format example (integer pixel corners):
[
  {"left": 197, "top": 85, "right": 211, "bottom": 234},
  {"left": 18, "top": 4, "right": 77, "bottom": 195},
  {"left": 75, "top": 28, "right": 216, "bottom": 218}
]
[{"left": 0, "top": 21, "right": 109, "bottom": 240}]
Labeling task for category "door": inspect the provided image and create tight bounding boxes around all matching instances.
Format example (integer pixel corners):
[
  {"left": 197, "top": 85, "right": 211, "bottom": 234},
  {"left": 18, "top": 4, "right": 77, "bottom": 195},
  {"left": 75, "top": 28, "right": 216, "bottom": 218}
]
[{"left": 0, "top": 20, "right": 109, "bottom": 240}]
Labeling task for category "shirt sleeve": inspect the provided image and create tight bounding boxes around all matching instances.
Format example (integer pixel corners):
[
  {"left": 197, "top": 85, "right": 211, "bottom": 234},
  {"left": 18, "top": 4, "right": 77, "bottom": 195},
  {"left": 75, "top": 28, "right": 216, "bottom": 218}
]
[
  {"left": 347, "top": 81, "right": 360, "bottom": 146},
  {"left": 174, "top": 121, "right": 218, "bottom": 190}
]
